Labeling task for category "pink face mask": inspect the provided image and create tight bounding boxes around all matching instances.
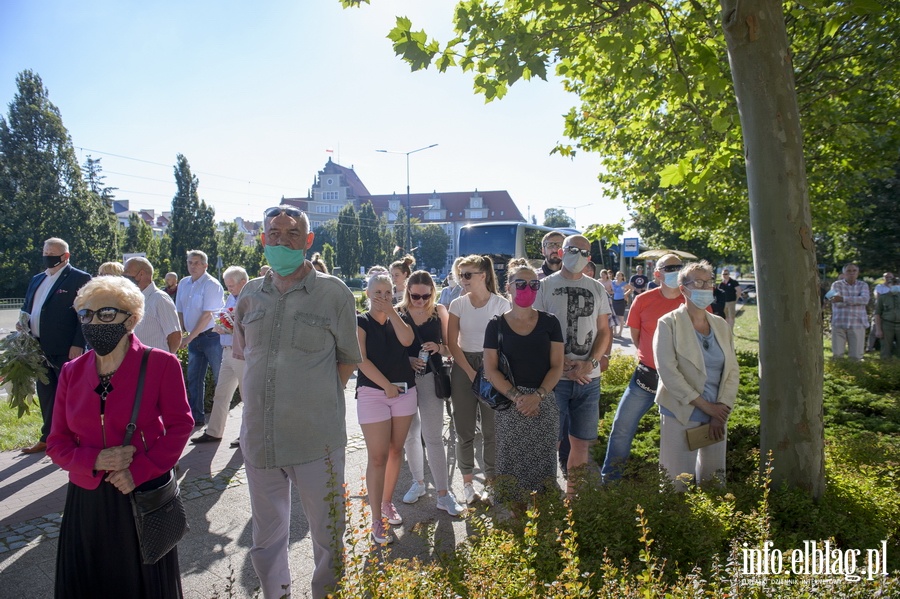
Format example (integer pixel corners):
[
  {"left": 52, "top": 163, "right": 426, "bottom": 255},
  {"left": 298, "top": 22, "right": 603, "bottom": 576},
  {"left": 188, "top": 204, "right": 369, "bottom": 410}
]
[{"left": 514, "top": 286, "right": 538, "bottom": 307}]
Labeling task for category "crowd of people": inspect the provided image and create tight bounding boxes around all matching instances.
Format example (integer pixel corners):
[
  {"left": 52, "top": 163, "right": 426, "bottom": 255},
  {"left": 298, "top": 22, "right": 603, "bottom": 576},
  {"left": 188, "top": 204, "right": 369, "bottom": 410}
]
[{"left": 16, "top": 215, "right": 897, "bottom": 598}]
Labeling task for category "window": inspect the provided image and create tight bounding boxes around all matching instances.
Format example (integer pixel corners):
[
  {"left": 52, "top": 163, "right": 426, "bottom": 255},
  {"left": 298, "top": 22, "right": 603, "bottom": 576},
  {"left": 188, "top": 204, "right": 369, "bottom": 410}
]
[{"left": 323, "top": 191, "right": 339, "bottom": 201}]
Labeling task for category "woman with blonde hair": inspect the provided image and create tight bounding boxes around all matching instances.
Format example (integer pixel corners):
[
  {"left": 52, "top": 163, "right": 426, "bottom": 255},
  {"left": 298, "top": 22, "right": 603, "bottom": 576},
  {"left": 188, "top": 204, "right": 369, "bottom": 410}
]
[
  {"left": 47, "top": 276, "right": 192, "bottom": 596},
  {"left": 390, "top": 254, "right": 416, "bottom": 304},
  {"left": 356, "top": 272, "right": 417, "bottom": 543},
  {"left": 98, "top": 261, "right": 124, "bottom": 276},
  {"left": 447, "top": 254, "right": 509, "bottom": 505},
  {"left": 653, "top": 261, "right": 739, "bottom": 491},
  {"left": 484, "top": 258, "right": 564, "bottom": 506},
  {"left": 398, "top": 270, "right": 465, "bottom": 516}
]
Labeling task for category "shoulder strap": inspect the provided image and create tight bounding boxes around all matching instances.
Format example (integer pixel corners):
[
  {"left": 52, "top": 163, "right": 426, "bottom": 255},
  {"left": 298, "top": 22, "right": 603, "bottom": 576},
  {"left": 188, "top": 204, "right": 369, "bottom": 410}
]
[{"left": 123, "top": 348, "right": 152, "bottom": 447}]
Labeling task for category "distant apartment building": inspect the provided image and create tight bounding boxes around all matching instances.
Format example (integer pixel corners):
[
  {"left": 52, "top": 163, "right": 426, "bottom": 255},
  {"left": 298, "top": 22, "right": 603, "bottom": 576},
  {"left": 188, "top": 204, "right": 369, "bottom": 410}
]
[{"left": 283, "top": 158, "right": 525, "bottom": 272}]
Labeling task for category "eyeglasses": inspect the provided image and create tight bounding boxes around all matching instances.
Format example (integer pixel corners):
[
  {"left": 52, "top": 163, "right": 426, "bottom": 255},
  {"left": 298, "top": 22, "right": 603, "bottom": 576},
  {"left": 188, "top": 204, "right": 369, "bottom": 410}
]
[
  {"left": 512, "top": 279, "right": 541, "bottom": 291},
  {"left": 409, "top": 293, "right": 432, "bottom": 301},
  {"left": 659, "top": 264, "right": 683, "bottom": 273},
  {"left": 685, "top": 279, "right": 714, "bottom": 289},
  {"left": 562, "top": 246, "right": 590, "bottom": 258},
  {"left": 543, "top": 241, "right": 563, "bottom": 250},
  {"left": 460, "top": 271, "right": 483, "bottom": 280},
  {"left": 264, "top": 206, "right": 303, "bottom": 219},
  {"left": 77, "top": 307, "right": 132, "bottom": 324}
]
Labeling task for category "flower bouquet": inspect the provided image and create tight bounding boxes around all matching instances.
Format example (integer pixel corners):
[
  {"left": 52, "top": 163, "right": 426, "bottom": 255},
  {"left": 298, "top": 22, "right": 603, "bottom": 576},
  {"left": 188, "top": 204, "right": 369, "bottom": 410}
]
[
  {"left": 0, "top": 313, "right": 49, "bottom": 417},
  {"left": 215, "top": 306, "right": 235, "bottom": 332}
]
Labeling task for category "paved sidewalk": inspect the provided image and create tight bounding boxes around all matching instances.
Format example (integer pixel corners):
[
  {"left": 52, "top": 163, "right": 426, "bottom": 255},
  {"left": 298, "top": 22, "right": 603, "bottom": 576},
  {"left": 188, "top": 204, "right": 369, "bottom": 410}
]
[{"left": 0, "top": 329, "right": 637, "bottom": 598}]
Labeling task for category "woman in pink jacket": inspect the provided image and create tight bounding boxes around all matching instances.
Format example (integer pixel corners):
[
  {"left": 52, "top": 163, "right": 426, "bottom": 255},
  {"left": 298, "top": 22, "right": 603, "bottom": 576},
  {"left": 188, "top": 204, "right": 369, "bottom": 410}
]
[{"left": 47, "top": 276, "right": 193, "bottom": 598}]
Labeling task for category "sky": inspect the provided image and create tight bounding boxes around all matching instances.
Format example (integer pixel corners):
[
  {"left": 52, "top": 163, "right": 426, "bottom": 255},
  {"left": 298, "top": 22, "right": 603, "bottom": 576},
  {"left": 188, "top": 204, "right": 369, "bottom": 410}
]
[{"left": 0, "top": 0, "right": 633, "bottom": 233}]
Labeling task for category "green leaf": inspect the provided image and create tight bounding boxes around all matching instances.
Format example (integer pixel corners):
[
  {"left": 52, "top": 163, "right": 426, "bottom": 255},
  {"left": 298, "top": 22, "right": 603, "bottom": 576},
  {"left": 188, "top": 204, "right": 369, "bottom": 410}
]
[{"left": 658, "top": 163, "right": 684, "bottom": 188}]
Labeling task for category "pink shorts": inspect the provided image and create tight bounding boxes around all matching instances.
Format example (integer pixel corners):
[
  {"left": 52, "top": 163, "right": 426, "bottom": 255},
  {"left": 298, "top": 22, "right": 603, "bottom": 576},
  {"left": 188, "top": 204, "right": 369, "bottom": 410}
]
[{"left": 356, "top": 384, "right": 418, "bottom": 424}]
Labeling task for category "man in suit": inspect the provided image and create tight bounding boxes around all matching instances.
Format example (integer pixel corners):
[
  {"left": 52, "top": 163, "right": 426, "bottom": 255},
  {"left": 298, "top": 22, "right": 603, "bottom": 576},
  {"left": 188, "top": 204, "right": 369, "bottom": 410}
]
[{"left": 19, "top": 237, "right": 92, "bottom": 453}]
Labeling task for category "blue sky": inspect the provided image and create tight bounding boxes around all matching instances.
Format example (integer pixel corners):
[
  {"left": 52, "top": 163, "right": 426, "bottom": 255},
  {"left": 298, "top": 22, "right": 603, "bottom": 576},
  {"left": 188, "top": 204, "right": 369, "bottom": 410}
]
[{"left": 0, "top": 0, "right": 632, "bottom": 231}]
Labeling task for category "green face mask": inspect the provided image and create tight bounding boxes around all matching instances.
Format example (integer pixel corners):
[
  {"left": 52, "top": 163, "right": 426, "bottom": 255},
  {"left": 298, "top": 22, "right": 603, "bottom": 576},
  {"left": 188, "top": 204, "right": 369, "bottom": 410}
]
[{"left": 264, "top": 244, "right": 306, "bottom": 276}]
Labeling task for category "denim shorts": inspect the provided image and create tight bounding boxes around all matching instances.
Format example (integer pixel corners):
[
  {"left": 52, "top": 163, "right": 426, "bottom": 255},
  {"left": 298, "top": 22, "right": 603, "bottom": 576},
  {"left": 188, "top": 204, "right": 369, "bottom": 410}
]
[{"left": 554, "top": 378, "right": 600, "bottom": 441}]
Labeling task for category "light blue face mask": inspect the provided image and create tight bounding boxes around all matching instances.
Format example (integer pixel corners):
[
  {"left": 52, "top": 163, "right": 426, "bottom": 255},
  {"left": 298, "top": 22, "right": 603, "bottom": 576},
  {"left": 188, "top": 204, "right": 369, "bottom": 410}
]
[
  {"left": 264, "top": 244, "right": 306, "bottom": 276},
  {"left": 689, "top": 288, "right": 715, "bottom": 309},
  {"left": 663, "top": 271, "right": 680, "bottom": 288}
]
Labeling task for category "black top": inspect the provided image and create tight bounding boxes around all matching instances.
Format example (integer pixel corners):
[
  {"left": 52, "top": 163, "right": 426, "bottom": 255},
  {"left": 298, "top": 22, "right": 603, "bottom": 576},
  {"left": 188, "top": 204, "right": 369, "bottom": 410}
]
[
  {"left": 401, "top": 311, "right": 442, "bottom": 374},
  {"left": 718, "top": 278, "right": 740, "bottom": 302},
  {"left": 483, "top": 311, "right": 564, "bottom": 388},
  {"left": 356, "top": 312, "right": 415, "bottom": 392}
]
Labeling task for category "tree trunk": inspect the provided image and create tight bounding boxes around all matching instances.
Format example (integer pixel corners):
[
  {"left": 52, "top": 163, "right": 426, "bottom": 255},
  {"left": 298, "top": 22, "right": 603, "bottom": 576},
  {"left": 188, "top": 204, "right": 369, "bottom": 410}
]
[{"left": 720, "top": 0, "right": 825, "bottom": 497}]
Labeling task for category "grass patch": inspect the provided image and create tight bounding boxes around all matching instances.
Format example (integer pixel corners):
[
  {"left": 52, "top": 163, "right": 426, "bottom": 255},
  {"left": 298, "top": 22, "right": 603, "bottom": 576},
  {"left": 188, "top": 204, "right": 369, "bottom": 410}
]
[
  {"left": 0, "top": 400, "right": 41, "bottom": 451},
  {"left": 732, "top": 303, "right": 759, "bottom": 353}
]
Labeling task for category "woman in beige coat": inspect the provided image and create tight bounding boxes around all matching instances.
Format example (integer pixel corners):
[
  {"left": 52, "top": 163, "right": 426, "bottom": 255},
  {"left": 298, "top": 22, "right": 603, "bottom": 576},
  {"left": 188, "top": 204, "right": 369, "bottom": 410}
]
[{"left": 653, "top": 261, "right": 739, "bottom": 491}]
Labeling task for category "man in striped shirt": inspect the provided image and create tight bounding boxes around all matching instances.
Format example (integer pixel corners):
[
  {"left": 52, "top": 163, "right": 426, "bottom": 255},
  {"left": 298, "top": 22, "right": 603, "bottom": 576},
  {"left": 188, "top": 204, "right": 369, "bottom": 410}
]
[
  {"left": 829, "top": 263, "right": 870, "bottom": 360},
  {"left": 124, "top": 257, "right": 181, "bottom": 353}
]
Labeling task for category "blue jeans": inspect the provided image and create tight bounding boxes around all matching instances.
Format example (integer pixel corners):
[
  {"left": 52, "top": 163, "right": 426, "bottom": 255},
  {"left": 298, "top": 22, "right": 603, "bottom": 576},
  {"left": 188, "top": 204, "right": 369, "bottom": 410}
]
[
  {"left": 187, "top": 330, "right": 223, "bottom": 424},
  {"left": 601, "top": 371, "right": 657, "bottom": 481},
  {"left": 554, "top": 378, "right": 601, "bottom": 442}
]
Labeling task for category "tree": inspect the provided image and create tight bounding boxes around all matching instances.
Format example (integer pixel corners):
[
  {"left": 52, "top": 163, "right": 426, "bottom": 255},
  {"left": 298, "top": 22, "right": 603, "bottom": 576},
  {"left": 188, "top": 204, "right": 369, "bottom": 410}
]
[
  {"left": 543, "top": 208, "right": 575, "bottom": 228},
  {"left": 0, "top": 70, "right": 119, "bottom": 295},
  {"left": 357, "top": 201, "right": 381, "bottom": 271},
  {"left": 393, "top": 205, "right": 409, "bottom": 253},
  {"left": 309, "top": 219, "right": 337, "bottom": 256},
  {"left": 631, "top": 211, "right": 740, "bottom": 266},
  {"left": 123, "top": 213, "right": 154, "bottom": 255},
  {"left": 846, "top": 161, "right": 900, "bottom": 275},
  {"left": 321, "top": 243, "right": 336, "bottom": 274},
  {"left": 82, "top": 155, "right": 117, "bottom": 205},
  {"left": 167, "top": 154, "right": 217, "bottom": 276},
  {"left": 336, "top": 0, "right": 890, "bottom": 495},
  {"left": 336, "top": 203, "right": 360, "bottom": 277},
  {"left": 414, "top": 224, "right": 450, "bottom": 272}
]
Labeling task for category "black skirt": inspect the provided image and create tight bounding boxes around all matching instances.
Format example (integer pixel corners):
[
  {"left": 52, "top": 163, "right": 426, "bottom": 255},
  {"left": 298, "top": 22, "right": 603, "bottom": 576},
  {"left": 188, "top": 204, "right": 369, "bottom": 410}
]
[{"left": 55, "top": 474, "right": 183, "bottom": 599}]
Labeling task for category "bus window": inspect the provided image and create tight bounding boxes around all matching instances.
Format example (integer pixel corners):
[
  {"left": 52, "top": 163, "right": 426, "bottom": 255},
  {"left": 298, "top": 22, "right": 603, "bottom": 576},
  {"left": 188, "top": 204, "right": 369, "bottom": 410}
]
[{"left": 523, "top": 226, "right": 546, "bottom": 260}]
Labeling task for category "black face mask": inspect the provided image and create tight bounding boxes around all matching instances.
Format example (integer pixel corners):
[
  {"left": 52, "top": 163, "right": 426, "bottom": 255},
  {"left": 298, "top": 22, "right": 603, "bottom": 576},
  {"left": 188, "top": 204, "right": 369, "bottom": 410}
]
[
  {"left": 43, "top": 254, "right": 64, "bottom": 269},
  {"left": 82, "top": 323, "right": 129, "bottom": 356}
]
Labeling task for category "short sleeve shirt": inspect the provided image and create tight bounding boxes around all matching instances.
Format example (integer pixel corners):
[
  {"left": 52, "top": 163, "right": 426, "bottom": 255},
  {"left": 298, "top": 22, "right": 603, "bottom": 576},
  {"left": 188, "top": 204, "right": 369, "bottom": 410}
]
[
  {"left": 234, "top": 268, "right": 362, "bottom": 469},
  {"left": 133, "top": 282, "right": 181, "bottom": 352},
  {"left": 718, "top": 278, "right": 740, "bottom": 302},
  {"left": 484, "top": 311, "right": 563, "bottom": 388},
  {"left": 175, "top": 272, "right": 224, "bottom": 332},
  {"left": 534, "top": 272, "right": 610, "bottom": 378},
  {"left": 630, "top": 274, "right": 648, "bottom": 294},
  {"left": 449, "top": 294, "right": 511, "bottom": 352},
  {"left": 626, "top": 288, "right": 686, "bottom": 369},
  {"left": 356, "top": 312, "right": 415, "bottom": 391}
]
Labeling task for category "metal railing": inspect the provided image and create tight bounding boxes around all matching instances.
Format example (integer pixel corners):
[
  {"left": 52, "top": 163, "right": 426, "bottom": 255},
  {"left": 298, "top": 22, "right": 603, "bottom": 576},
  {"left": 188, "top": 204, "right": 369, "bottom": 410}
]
[{"left": 0, "top": 298, "right": 24, "bottom": 310}]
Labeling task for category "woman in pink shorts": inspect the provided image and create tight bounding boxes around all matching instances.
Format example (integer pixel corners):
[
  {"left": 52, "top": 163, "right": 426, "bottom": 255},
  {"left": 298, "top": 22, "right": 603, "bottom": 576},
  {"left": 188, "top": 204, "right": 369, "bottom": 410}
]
[{"left": 356, "top": 272, "right": 417, "bottom": 544}]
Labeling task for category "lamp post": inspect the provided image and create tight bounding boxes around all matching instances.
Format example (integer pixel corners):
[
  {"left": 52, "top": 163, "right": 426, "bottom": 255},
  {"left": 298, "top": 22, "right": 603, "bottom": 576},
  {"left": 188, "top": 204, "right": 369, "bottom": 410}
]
[
  {"left": 559, "top": 203, "right": 591, "bottom": 229},
  {"left": 376, "top": 144, "right": 438, "bottom": 253}
]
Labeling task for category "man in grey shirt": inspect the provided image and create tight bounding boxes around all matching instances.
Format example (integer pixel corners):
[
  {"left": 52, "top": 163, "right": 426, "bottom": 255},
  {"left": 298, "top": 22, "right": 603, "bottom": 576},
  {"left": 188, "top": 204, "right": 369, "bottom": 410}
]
[{"left": 233, "top": 206, "right": 361, "bottom": 599}]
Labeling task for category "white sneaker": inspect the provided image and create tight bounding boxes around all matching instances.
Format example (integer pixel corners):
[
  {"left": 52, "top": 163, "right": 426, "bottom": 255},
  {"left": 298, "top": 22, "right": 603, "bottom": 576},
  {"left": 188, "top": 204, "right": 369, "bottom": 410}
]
[
  {"left": 481, "top": 485, "right": 494, "bottom": 506},
  {"left": 402, "top": 480, "right": 427, "bottom": 504},
  {"left": 381, "top": 502, "right": 403, "bottom": 526},
  {"left": 463, "top": 483, "right": 480, "bottom": 505},
  {"left": 436, "top": 492, "right": 465, "bottom": 517}
]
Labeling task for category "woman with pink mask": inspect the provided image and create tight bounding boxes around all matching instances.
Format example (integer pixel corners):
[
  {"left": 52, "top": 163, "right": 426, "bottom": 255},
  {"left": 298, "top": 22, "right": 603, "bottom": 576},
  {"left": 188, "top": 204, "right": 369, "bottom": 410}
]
[{"left": 482, "top": 258, "right": 564, "bottom": 507}]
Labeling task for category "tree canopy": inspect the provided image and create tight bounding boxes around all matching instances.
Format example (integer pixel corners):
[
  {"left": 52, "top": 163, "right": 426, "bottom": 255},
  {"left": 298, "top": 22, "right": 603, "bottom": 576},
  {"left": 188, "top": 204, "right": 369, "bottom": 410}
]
[
  {"left": 167, "top": 154, "right": 217, "bottom": 276},
  {"left": 543, "top": 208, "right": 575, "bottom": 228},
  {"left": 0, "top": 70, "right": 118, "bottom": 295}
]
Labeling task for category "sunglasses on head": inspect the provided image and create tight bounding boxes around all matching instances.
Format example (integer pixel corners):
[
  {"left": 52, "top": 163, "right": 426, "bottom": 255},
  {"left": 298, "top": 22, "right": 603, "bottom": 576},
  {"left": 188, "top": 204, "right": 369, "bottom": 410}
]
[
  {"left": 409, "top": 293, "right": 432, "bottom": 301},
  {"left": 77, "top": 307, "right": 132, "bottom": 324},
  {"left": 512, "top": 279, "right": 541, "bottom": 291},
  {"left": 264, "top": 206, "right": 303, "bottom": 219},
  {"left": 659, "top": 264, "right": 683, "bottom": 273},
  {"left": 562, "top": 246, "right": 590, "bottom": 258},
  {"left": 460, "top": 271, "right": 482, "bottom": 280}
]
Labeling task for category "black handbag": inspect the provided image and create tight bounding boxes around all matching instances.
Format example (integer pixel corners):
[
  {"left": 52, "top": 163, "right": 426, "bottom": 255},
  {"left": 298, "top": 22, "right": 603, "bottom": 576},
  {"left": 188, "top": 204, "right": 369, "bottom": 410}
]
[
  {"left": 471, "top": 315, "right": 514, "bottom": 411},
  {"left": 124, "top": 348, "right": 189, "bottom": 565},
  {"left": 409, "top": 315, "right": 453, "bottom": 400}
]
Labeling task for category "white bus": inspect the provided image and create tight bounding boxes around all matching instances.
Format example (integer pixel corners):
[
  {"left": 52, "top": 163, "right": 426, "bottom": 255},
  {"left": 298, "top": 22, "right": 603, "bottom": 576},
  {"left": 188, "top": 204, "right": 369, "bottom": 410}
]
[{"left": 457, "top": 222, "right": 582, "bottom": 283}]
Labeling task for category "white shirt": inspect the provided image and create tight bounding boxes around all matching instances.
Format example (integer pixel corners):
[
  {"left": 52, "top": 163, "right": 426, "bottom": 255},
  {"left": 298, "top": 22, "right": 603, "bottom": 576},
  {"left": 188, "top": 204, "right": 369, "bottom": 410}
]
[
  {"left": 175, "top": 272, "right": 224, "bottom": 332},
  {"left": 449, "top": 293, "right": 511, "bottom": 352},
  {"left": 29, "top": 267, "right": 65, "bottom": 338},
  {"left": 133, "top": 282, "right": 182, "bottom": 352}
]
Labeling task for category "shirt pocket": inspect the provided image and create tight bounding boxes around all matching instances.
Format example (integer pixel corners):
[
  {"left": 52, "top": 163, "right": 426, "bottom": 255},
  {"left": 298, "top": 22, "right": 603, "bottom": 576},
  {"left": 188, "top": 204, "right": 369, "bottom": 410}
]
[
  {"left": 241, "top": 309, "right": 266, "bottom": 348},
  {"left": 292, "top": 311, "right": 329, "bottom": 353}
]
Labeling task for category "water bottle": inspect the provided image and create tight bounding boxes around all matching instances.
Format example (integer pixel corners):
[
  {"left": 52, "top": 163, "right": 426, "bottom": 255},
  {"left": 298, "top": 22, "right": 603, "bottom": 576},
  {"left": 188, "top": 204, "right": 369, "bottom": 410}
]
[{"left": 417, "top": 348, "right": 430, "bottom": 377}]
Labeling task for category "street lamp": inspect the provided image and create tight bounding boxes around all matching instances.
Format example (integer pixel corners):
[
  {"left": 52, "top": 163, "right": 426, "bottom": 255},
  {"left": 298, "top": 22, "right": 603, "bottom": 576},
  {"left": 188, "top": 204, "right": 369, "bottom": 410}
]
[
  {"left": 376, "top": 144, "right": 439, "bottom": 253},
  {"left": 559, "top": 203, "right": 591, "bottom": 229}
]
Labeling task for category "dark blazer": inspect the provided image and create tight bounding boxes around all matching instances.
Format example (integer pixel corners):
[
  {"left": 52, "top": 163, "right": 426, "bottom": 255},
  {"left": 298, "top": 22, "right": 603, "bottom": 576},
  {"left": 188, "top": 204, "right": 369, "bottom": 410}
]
[{"left": 22, "top": 263, "right": 92, "bottom": 355}]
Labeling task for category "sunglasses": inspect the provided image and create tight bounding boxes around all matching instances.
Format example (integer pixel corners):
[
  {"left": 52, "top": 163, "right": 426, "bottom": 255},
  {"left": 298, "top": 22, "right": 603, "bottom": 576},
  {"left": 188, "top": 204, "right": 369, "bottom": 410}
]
[
  {"left": 264, "top": 206, "right": 303, "bottom": 219},
  {"left": 512, "top": 279, "right": 541, "bottom": 291},
  {"left": 562, "top": 246, "right": 590, "bottom": 258},
  {"left": 459, "top": 271, "right": 483, "bottom": 280},
  {"left": 659, "top": 264, "right": 683, "bottom": 273},
  {"left": 77, "top": 307, "right": 132, "bottom": 324},
  {"left": 409, "top": 293, "right": 432, "bottom": 301}
]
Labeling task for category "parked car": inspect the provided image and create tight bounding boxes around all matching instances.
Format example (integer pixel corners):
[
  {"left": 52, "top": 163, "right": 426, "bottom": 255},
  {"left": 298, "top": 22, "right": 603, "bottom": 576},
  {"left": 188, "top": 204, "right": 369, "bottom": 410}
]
[{"left": 737, "top": 279, "right": 757, "bottom": 304}]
